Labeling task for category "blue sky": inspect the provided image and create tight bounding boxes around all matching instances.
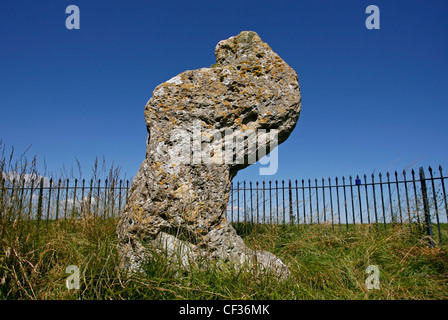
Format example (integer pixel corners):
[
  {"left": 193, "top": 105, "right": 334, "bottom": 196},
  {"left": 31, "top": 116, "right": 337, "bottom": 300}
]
[{"left": 1, "top": 0, "right": 447, "bottom": 183}]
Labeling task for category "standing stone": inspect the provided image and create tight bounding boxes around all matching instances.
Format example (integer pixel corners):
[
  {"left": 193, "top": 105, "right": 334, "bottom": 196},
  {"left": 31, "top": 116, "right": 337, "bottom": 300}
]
[{"left": 116, "top": 31, "right": 301, "bottom": 278}]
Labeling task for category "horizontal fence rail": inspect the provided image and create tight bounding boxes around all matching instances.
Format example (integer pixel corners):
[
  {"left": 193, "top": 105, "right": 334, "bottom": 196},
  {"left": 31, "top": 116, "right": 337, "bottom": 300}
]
[{"left": 1, "top": 166, "right": 447, "bottom": 245}]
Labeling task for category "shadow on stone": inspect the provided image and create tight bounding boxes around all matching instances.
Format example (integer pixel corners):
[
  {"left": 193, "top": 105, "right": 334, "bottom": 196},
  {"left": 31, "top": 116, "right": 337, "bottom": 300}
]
[{"left": 116, "top": 31, "right": 301, "bottom": 280}]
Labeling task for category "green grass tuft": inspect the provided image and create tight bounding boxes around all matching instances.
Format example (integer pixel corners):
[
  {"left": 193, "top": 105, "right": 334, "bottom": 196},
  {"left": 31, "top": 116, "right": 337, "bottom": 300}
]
[{"left": 1, "top": 218, "right": 447, "bottom": 300}]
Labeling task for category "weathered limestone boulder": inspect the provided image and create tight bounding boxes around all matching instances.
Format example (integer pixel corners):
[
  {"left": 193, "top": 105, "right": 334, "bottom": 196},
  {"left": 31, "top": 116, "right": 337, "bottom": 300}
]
[{"left": 116, "top": 31, "right": 301, "bottom": 278}]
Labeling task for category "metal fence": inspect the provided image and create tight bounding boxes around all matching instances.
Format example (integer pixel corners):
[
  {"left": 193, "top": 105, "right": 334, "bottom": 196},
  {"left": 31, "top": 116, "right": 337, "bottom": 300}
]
[
  {"left": 1, "top": 166, "right": 447, "bottom": 245},
  {"left": 0, "top": 177, "right": 130, "bottom": 222},
  {"left": 228, "top": 166, "right": 448, "bottom": 245}
]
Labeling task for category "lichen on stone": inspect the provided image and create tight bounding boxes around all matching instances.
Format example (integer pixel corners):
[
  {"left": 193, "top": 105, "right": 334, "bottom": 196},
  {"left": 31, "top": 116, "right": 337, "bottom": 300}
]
[{"left": 117, "top": 31, "right": 301, "bottom": 278}]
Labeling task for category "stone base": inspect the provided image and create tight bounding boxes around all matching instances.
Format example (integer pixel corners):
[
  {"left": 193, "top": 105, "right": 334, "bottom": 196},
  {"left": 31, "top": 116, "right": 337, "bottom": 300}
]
[{"left": 117, "top": 221, "right": 290, "bottom": 279}]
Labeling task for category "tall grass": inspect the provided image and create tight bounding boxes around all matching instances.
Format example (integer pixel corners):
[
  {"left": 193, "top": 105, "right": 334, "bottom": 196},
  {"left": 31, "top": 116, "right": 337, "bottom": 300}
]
[
  {"left": 1, "top": 142, "right": 447, "bottom": 299},
  {"left": 2, "top": 218, "right": 447, "bottom": 299}
]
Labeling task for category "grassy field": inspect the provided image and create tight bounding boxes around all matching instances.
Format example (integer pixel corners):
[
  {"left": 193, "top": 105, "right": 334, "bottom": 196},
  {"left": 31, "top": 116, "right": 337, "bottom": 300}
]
[
  {"left": 1, "top": 215, "right": 447, "bottom": 300},
  {"left": 1, "top": 143, "right": 447, "bottom": 300}
]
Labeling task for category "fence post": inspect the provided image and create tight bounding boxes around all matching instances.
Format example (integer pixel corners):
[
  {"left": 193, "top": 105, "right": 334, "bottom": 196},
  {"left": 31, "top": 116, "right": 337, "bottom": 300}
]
[
  {"left": 308, "top": 179, "right": 313, "bottom": 224},
  {"left": 439, "top": 166, "right": 448, "bottom": 223},
  {"left": 104, "top": 179, "right": 108, "bottom": 219},
  {"left": 282, "top": 180, "right": 286, "bottom": 225},
  {"left": 96, "top": 179, "right": 101, "bottom": 219},
  {"left": 335, "top": 177, "right": 341, "bottom": 229},
  {"left": 263, "top": 181, "right": 266, "bottom": 224},
  {"left": 72, "top": 179, "right": 78, "bottom": 219},
  {"left": 55, "top": 179, "right": 61, "bottom": 221},
  {"left": 28, "top": 179, "right": 35, "bottom": 225},
  {"left": 269, "top": 181, "right": 272, "bottom": 224},
  {"left": 379, "top": 173, "right": 386, "bottom": 228},
  {"left": 419, "top": 167, "right": 435, "bottom": 247},
  {"left": 411, "top": 169, "right": 421, "bottom": 225},
  {"left": 394, "top": 171, "right": 403, "bottom": 225},
  {"left": 371, "top": 174, "right": 378, "bottom": 226},
  {"left": 35, "top": 177, "right": 44, "bottom": 245},
  {"left": 18, "top": 178, "right": 26, "bottom": 221},
  {"left": 125, "top": 180, "right": 129, "bottom": 202},
  {"left": 256, "top": 181, "right": 260, "bottom": 224},
  {"left": 356, "top": 175, "right": 363, "bottom": 225},
  {"left": 402, "top": 170, "right": 412, "bottom": 229},
  {"left": 89, "top": 179, "right": 94, "bottom": 216},
  {"left": 342, "top": 176, "right": 348, "bottom": 230},
  {"left": 387, "top": 172, "right": 394, "bottom": 224},
  {"left": 243, "top": 181, "right": 247, "bottom": 224},
  {"left": 289, "top": 180, "right": 293, "bottom": 225},
  {"left": 322, "top": 178, "right": 326, "bottom": 223},
  {"left": 237, "top": 181, "right": 240, "bottom": 223},
  {"left": 46, "top": 178, "right": 53, "bottom": 227},
  {"left": 295, "top": 180, "right": 299, "bottom": 225},
  {"left": 349, "top": 176, "right": 355, "bottom": 226},
  {"left": 118, "top": 179, "right": 123, "bottom": 215},
  {"left": 315, "top": 179, "right": 319, "bottom": 224},
  {"left": 364, "top": 174, "right": 370, "bottom": 225},
  {"left": 276, "top": 180, "right": 279, "bottom": 224},
  {"left": 250, "top": 181, "right": 253, "bottom": 224},
  {"left": 302, "top": 179, "right": 306, "bottom": 224},
  {"left": 7, "top": 178, "right": 17, "bottom": 225},
  {"left": 428, "top": 167, "right": 442, "bottom": 244},
  {"left": 64, "top": 179, "right": 69, "bottom": 220},
  {"left": 329, "top": 178, "right": 334, "bottom": 229},
  {"left": 109, "top": 179, "right": 116, "bottom": 218}
]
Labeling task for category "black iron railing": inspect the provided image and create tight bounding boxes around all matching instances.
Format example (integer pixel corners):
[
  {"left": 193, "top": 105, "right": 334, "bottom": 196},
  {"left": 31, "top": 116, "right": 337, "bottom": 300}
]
[
  {"left": 1, "top": 166, "right": 447, "bottom": 245},
  {"left": 228, "top": 166, "right": 448, "bottom": 245}
]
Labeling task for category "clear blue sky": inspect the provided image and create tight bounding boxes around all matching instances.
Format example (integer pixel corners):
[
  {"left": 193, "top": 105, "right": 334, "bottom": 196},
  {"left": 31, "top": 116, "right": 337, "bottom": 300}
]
[{"left": 1, "top": 0, "right": 447, "bottom": 183}]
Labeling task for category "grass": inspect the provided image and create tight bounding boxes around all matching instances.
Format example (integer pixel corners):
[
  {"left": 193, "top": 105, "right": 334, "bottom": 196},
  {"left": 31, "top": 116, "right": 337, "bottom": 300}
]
[
  {"left": 1, "top": 216, "right": 447, "bottom": 300},
  {"left": 1, "top": 142, "right": 447, "bottom": 300}
]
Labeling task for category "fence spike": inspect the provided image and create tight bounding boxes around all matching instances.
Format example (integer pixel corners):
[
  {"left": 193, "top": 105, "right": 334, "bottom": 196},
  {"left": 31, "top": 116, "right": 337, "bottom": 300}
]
[{"left": 419, "top": 167, "right": 435, "bottom": 247}]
